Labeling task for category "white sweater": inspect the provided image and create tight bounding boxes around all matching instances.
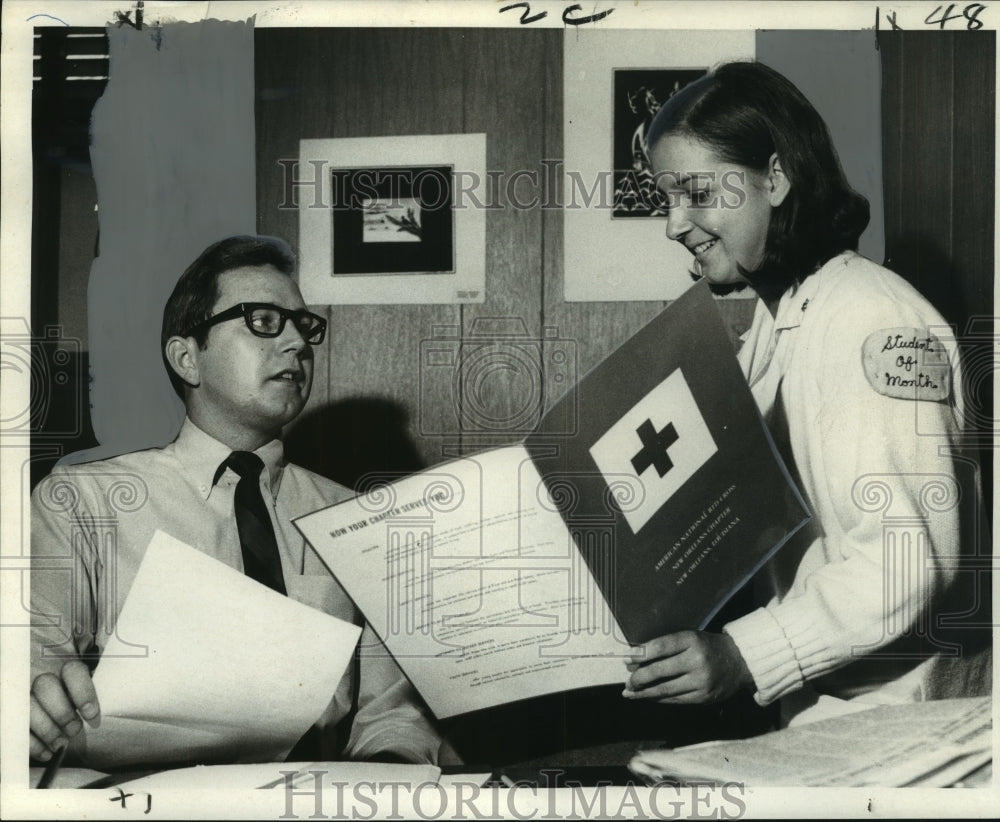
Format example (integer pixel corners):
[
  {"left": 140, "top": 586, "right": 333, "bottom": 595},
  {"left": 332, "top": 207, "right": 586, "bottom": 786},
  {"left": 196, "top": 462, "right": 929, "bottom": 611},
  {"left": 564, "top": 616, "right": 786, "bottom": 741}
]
[{"left": 723, "top": 251, "right": 990, "bottom": 723}]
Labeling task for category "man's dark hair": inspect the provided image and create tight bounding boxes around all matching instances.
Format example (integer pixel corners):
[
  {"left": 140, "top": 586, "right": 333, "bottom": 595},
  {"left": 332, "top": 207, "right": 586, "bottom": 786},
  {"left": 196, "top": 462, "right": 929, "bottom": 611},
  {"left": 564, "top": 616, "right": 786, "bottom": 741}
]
[
  {"left": 647, "top": 61, "right": 870, "bottom": 297},
  {"left": 161, "top": 235, "right": 297, "bottom": 396}
]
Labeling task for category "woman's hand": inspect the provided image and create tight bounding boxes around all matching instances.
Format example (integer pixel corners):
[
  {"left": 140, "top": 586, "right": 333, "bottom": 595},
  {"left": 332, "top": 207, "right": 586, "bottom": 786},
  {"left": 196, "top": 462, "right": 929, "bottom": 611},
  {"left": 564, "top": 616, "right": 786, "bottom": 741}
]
[{"left": 623, "top": 630, "right": 752, "bottom": 704}]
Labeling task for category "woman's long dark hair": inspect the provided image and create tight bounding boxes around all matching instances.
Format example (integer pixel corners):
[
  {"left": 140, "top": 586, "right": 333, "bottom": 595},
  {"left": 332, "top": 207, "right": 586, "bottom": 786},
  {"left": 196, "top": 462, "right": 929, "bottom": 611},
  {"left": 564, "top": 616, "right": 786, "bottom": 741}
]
[{"left": 647, "top": 61, "right": 870, "bottom": 295}]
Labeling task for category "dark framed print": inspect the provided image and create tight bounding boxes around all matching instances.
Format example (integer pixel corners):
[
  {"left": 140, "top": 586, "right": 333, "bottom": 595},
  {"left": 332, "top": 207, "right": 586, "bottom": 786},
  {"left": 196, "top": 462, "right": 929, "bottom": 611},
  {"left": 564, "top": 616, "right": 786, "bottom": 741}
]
[
  {"left": 611, "top": 68, "right": 707, "bottom": 219},
  {"left": 330, "top": 165, "right": 454, "bottom": 275},
  {"left": 300, "top": 135, "right": 485, "bottom": 304}
]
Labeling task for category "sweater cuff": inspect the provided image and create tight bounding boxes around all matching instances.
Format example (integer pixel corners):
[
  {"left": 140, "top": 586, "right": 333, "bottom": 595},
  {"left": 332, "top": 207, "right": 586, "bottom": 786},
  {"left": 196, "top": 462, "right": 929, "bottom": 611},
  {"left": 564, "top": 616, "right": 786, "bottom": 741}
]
[{"left": 723, "top": 607, "right": 804, "bottom": 705}]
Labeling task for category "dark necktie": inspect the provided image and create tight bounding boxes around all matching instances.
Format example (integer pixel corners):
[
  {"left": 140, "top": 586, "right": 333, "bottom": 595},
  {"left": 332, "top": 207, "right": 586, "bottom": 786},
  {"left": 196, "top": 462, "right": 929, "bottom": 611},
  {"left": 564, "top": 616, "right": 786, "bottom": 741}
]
[{"left": 220, "top": 451, "right": 287, "bottom": 596}]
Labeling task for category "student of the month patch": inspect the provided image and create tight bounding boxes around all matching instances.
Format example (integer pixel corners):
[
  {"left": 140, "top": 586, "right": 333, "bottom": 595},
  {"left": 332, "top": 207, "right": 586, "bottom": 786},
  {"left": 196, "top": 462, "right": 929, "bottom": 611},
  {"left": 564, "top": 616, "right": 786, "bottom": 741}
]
[{"left": 861, "top": 327, "right": 952, "bottom": 402}]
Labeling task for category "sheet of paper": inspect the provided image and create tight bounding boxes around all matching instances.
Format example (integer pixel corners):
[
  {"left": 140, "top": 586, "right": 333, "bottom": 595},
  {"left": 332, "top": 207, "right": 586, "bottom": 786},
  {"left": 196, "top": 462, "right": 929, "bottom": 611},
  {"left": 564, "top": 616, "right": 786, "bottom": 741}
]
[
  {"left": 85, "top": 531, "right": 362, "bottom": 769},
  {"left": 295, "top": 445, "right": 630, "bottom": 718},
  {"left": 629, "top": 697, "right": 993, "bottom": 787}
]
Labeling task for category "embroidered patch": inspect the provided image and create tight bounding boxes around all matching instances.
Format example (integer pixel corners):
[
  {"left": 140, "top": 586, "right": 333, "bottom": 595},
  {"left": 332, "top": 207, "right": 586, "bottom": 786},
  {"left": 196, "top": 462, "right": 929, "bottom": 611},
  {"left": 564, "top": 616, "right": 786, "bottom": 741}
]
[{"left": 861, "top": 327, "right": 952, "bottom": 401}]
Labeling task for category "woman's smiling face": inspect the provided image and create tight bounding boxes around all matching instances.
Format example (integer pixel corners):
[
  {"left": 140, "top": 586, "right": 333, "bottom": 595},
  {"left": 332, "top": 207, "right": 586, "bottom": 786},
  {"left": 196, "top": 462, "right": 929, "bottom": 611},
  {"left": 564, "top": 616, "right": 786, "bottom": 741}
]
[{"left": 649, "top": 134, "right": 786, "bottom": 287}]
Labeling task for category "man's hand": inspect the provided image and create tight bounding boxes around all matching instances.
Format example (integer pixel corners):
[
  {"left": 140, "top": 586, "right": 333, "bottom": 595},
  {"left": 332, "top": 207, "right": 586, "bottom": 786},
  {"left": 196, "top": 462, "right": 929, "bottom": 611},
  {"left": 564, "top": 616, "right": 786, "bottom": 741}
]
[
  {"left": 623, "top": 630, "right": 752, "bottom": 704},
  {"left": 30, "top": 660, "right": 100, "bottom": 761}
]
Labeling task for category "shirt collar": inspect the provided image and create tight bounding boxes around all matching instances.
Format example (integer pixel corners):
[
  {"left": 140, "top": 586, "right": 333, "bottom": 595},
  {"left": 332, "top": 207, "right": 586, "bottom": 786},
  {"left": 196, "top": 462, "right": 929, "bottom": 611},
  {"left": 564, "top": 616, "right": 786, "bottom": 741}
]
[
  {"left": 768, "top": 259, "right": 829, "bottom": 332},
  {"left": 173, "top": 417, "right": 285, "bottom": 501}
]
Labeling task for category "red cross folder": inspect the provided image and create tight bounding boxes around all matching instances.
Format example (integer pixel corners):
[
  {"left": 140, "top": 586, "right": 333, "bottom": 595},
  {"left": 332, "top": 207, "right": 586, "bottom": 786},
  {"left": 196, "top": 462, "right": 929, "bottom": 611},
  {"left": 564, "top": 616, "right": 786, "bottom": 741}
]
[{"left": 296, "top": 282, "right": 809, "bottom": 717}]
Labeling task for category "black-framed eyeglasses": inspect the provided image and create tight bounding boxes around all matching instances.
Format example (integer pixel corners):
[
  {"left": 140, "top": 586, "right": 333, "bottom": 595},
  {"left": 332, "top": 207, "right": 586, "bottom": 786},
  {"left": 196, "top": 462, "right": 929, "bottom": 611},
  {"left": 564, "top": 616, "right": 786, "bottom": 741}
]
[{"left": 189, "top": 303, "right": 327, "bottom": 345}]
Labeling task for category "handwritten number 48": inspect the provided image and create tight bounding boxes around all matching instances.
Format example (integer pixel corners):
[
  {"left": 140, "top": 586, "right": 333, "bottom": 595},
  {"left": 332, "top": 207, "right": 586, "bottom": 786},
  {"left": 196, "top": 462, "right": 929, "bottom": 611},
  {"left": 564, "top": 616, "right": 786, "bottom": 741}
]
[
  {"left": 924, "top": 3, "right": 986, "bottom": 29},
  {"left": 500, "top": 2, "right": 615, "bottom": 26}
]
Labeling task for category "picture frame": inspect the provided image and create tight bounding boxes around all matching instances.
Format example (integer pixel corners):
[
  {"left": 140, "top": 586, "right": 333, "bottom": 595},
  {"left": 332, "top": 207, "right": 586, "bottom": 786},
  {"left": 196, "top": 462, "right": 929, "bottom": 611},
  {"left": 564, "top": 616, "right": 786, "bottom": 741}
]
[
  {"left": 563, "top": 30, "right": 756, "bottom": 301},
  {"left": 299, "top": 134, "right": 486, "bottom": 304}
]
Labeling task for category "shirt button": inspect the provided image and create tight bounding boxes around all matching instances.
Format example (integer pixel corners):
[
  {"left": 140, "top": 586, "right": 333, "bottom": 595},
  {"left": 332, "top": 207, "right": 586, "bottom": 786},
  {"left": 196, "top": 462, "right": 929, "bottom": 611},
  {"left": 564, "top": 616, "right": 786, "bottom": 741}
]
[{"left": 200, "top": 484, "right": 208, "bottom": 494}]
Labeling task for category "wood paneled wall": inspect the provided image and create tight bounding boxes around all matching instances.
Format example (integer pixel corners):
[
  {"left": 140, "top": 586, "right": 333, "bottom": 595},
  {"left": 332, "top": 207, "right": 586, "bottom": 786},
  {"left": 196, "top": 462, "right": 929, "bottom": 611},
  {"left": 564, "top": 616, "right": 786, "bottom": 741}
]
[
  {"left": 880, "top": 31, "right": 995, "bottom": 504},
  {"left": 881, "top": 31, "right": 994, "bottom": 326},
  {"left": 254, "top": 28, "right": 754, "bottom": 487}
]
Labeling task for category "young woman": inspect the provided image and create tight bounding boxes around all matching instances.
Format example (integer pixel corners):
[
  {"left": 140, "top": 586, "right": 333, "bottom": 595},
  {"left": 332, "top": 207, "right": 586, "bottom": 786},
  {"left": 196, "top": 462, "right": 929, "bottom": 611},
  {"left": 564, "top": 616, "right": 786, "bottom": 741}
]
[{"left": 623, "top": 61, "right": 990, "bottom": 726}]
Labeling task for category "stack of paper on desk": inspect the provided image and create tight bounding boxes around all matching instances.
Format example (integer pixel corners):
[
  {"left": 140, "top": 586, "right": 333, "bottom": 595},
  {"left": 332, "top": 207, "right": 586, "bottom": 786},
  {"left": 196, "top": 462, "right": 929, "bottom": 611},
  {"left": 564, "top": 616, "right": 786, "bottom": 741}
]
[
  {"left": 83, "top": 531, "right": 362, "bottom": 769},
  {"left": 629, "top": 697, "right": 992, "bottom": 787}
]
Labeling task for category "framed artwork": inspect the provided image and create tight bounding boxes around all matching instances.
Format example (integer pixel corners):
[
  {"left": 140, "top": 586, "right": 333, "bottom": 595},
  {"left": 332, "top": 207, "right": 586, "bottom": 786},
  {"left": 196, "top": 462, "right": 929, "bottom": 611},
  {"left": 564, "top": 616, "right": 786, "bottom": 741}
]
[
  {"left": 299, "top": 134, "right": 486, "bottom": 304},
  {"left": 564, "top": 30, "right": 756, "bottom": 301}
]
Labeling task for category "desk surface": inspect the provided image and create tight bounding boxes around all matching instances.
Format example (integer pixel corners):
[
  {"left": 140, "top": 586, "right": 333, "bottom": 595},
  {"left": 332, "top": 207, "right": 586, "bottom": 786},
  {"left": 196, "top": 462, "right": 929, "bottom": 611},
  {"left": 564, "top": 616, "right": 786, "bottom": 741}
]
[{"left": 29, "top": 756, "right": 993, "bottom": 791}]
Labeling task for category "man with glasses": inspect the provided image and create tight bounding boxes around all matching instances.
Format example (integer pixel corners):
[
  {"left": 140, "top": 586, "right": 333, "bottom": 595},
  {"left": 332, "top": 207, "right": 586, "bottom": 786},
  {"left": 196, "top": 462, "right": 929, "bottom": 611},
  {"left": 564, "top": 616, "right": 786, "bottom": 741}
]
[{"left": 29, "top": 235, "right": 448, "bottom": 767}]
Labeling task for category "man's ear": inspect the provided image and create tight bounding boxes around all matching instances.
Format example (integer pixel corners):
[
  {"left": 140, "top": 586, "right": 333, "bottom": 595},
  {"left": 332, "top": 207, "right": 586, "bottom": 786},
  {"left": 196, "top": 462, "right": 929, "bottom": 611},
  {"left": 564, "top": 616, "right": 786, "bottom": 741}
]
[
  {"left": 164, "top": 336, "right": 201, "bottom": 389},
  {"left": 766, "top": 153, "right": 791, "bottom": 207}
]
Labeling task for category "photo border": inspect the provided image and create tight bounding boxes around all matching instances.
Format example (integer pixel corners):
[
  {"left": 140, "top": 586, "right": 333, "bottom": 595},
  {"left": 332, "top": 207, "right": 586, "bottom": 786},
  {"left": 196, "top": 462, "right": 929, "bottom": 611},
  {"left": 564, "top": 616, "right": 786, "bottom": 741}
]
[{"left": 1, "top": 2, "right": 996, "bottom": 820}]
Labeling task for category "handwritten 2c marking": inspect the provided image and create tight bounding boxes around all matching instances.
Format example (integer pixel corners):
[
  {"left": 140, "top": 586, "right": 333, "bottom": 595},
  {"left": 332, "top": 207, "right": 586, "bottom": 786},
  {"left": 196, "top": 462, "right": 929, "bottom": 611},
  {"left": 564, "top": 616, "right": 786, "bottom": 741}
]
[{"left": 500, "top": 2, "right": 615, "bottom": 26}]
